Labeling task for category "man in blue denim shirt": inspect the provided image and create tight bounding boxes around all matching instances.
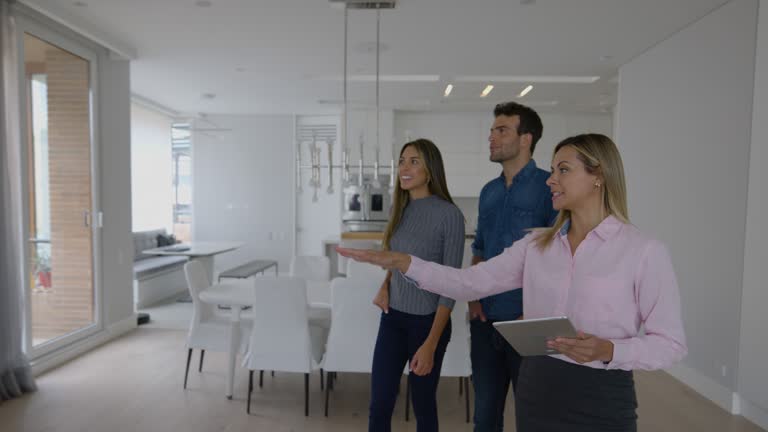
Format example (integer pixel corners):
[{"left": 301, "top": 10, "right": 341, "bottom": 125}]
[{"left": 469, "top": 102, "right": 557, "bottom": 432}]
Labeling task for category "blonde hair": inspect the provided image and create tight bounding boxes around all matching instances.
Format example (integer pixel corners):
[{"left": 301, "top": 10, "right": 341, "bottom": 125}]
[
  {"left": 383, "top": 139, "right": 455, "bottom": 250},
  {"left": 535, "top": 133, "right": 630, "bottom": 250}
]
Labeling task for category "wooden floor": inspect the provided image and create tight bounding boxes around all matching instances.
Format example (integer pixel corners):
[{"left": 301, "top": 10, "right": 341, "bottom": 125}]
[
  {"left": 0, "top": 328, "right": 763, "bottom": 432},
  {"left": 30, "top": 287, "right": 94, "bottom": 344}
]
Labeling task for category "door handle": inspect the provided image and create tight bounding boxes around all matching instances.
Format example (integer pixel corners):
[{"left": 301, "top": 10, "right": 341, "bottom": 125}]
[
  {"left": 361, "top": 193, "right": 369, "bottom": 220},
  {"left": 84, "top": 210, "right": 90, "bottom": 228}
]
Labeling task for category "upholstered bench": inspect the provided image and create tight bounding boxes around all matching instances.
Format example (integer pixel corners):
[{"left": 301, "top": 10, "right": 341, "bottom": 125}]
[
  {"left": 132, "top": 229, "right": 188, "bottom": 309},
  {"left": 217, "top": 259, "right": 278, "bottom": 282}
]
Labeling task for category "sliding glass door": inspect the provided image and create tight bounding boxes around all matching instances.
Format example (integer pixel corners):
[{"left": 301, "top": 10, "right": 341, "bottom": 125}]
[{"left": 19, "top": 24, "right": 101, "bottom": 356}]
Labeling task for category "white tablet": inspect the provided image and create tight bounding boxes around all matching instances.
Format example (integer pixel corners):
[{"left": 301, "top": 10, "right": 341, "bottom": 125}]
[{"left": 492, "top": 316, "right": 577, "bottom": 357}]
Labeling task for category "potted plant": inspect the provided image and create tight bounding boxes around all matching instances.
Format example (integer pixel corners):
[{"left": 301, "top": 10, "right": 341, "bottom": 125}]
[{"left": 34, "top": 249, "right": 52, "bottom": 289}]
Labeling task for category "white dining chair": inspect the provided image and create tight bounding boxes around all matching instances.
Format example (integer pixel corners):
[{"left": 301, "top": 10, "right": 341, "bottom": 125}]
[
  {"left": 321, "top": 270, "right": 386, "bottom": 416},
  {"left": 338, "top": 239, "right": 381, "bottom": 275},
  {"left": 439, "top": 302, "right": 472, "bottom": 423},
  {"left": 289, "top": 255, "right": 331, "bottom": 305},
  {"left": 182, "top": 260, "right": 251, "bottom": 390},
  {"left": 404, "top": 302, "right": 472, "bottom": 423},
  {"left": 345, "top": 259, "right": 388, "bottom": 281},
  {"left": 290, "top": 255, "right": 332, "bottom": 358},
  {"left": 242, "top": 275, "right": 325, "bottom": 416}
]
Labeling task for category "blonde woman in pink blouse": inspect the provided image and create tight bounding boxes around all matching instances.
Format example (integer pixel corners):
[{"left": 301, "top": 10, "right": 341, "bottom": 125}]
[{"left": 338, "top": 133, "right": 687, "bottom": 432}]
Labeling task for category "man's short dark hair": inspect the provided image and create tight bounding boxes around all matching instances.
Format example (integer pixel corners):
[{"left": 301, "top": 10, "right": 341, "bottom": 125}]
[{"left": 494, "top": 102, "right": 544, "bottom": 155}]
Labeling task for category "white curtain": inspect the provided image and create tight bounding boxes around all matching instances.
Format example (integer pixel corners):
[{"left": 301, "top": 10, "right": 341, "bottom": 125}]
[{"left": 0, "top": 0, "right": 37, "bottom": 401}]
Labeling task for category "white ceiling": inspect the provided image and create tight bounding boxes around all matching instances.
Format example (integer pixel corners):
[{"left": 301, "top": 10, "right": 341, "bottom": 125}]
[{"left": 22, "top": 0, "right": 731, "bottom": 115}]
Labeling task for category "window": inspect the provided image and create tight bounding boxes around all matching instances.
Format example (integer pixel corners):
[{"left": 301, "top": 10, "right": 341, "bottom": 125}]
[
  {"left": 172, "top": 123, "right": 192, "bottom": 241},
  {"left": 23, "top": 31, "right": 99, "bottom": 350}
]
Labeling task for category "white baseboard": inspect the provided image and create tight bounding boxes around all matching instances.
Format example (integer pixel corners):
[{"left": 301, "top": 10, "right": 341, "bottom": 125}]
[
  {"left": 665, "top": 363, "right": 736, "bottom": 413},
  {"left": 31, "top": 314, "right": 137, "bottom": 376},
  {"left": 737, "top": 395, "right": 768, "bottom": 431},
  {"left": 665, "top": 364, "right": 768, "bottom": 430},
  {"left": 733, "top": 392, "right": 742, "bottom": 415}
]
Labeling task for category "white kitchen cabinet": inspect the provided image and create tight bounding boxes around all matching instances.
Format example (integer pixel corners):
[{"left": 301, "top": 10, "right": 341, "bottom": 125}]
[
  {"left": 463, "top": 238, "right": 475, "bottom": 269},
  {"left": 394, "top": 111, "right": 613, "bottom": 198},
  {"left": 395, "top": 112, "right": 494, "bottom": 198},
  {"left": 447, "top": 173, "right": 496, "bottom": 198}
]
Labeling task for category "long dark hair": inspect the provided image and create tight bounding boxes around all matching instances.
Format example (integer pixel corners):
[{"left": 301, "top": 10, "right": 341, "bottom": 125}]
[{"left": 383, "top": 139, "right": 455, "bottom": 250}]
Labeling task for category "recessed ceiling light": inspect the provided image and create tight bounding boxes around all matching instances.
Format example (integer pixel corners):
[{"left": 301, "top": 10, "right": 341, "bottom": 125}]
[
  {"left": 201, "top": 93, "right": 216, "bottom": 100},
  {"left": 518, "top": 85, "right": 533, "bottom": 97},
  {"left": 480, "top": 85, "right": 494, "bottom": 98},
  {"left": 600, "top": 55, "right": 613, "bottom": 61},
  {"left": 195, "top": 1, "right": 212, "bottom": 7},
  {"left": 235, "top": 67, "right": 247, "bottom": 72},
  {"left": 444, "top": 84, "right": 453, "bottom": 97},
  {"left": 439, "top": 99, "right": 558, "bottom": 107},
  {"left": 456, "top": 75, "right": 600, "bottom": 84},
  {"left": 73, "top": 1, "right": 88, "bottom": 7}
]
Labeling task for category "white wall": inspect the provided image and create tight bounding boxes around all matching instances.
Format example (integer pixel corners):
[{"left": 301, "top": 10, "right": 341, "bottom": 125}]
[
  {"left": 98, "top": 57, "right": 135, "bottom": 329},
  {"left": 616, "top": 0, "right": 758, "bottom": 413},
  {"left": 738, "top": 0, "right": 768, "bottom": 428},
  {"left": 295, "top": 115, "right": 342, "bottom": 255},
  {"left": 130, "top": 103, "right": 173, "bottom": 233},
  {"left": 192, "top": 115, "right": 296, "bottom": 274},
  {"left": 394, "top": 111, "right": 612, "bottom": 197}
]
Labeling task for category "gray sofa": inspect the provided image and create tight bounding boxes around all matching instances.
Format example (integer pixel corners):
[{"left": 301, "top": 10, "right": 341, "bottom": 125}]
[{"left": 133, "top": 229, "right": 188, "bottom": 309}]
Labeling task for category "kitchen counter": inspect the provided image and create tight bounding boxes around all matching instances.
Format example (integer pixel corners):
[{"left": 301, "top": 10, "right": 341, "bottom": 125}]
[
  {"left": 324, "top": 234, "right": 384, "bottom": 277},
  {"left": 340, "top": 231, "right": 385, "bottom": 240}
]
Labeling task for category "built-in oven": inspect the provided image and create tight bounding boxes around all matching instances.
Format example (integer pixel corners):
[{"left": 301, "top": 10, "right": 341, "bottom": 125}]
[
  {"left": 342, "top": 177, "right": 392, "bottom": 232},
  {"left": 368, "top": 189, "right": 389, "bottom": 221}
]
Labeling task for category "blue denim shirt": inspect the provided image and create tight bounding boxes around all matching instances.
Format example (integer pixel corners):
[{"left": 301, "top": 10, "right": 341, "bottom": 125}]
[{"left": 471, "top": 160, "right": 557, "bottom": 320}]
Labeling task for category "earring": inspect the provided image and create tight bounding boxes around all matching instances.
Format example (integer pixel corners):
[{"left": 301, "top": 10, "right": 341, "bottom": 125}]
[{"left": 595, "top": 181, "right": 601, "bottom": 188}]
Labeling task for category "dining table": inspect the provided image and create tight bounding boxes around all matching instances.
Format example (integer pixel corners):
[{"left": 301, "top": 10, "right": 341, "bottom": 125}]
[
  {"left": 197, "top": 276, "right": 332, "bottom": 400},
  {"left": 142, "top": 241, "right": 244, "bottom": 284}
]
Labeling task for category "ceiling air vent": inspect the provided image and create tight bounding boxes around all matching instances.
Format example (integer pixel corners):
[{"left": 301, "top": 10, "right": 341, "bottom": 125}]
[{"left": 329, "top": 0, "right": 397, "bottom": 9}]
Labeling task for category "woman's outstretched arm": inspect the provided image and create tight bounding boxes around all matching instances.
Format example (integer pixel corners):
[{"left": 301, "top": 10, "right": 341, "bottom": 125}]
[{"left": 336, "top": 232, "right": 535, "bottom": 301}]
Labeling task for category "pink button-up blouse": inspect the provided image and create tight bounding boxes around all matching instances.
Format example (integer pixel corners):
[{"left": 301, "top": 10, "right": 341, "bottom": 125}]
[{"left": 405, "top": 216, "right": 687, "bottom": 371}]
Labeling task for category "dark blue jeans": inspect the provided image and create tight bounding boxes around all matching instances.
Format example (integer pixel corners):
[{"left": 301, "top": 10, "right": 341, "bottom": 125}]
[
  {"left": 369, "top": 308, "right": 451, "bottom": 432},
  {"left": 470, "top": 319, "right": 522, "bottom": 432}
]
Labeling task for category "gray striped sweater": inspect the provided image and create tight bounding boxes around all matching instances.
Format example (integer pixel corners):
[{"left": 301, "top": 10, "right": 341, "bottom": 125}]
[{"left": 389, "top": 195, "right": 465, "bottom": 315}]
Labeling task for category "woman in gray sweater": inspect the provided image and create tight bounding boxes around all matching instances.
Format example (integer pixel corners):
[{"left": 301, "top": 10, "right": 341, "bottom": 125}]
[{"left": 369, "top": 139, "right": 465, "bottom": 432}]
